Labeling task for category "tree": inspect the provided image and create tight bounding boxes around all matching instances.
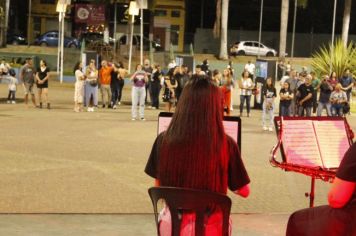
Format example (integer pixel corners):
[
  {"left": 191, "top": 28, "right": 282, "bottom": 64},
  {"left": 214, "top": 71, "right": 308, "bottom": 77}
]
[
  {"left": 0, "top": 0, "right": 10, "bottom": 48},
  {"left": 279, "top": 0, "right": 289, "bottom": 58},
  {"left": 342, "top": 0, "right": 352, "bottom": 47},
  {"left": 214, "top": 0, "right": 229, "bottom": 60}
]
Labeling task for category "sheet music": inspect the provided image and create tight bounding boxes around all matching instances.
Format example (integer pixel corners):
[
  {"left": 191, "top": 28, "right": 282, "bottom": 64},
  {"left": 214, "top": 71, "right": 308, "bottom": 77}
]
[
  {"left": 282, "top": 120, "right": 323, "bottom": 167},
  {"left": 313, "top": 120, "right": 350, "bottom": 169},
  {"left": 158, "top": 117, "right": 172, "bottom": 134},
  {"left": 223, "top": 121, "right": 239, "bottom": 144}
]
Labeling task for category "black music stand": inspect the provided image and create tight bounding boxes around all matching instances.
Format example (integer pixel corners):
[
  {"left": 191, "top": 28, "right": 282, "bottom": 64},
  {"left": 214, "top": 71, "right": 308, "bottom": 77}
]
[{"left": 270, "top": 116, "right": 354, "bottom": 207}]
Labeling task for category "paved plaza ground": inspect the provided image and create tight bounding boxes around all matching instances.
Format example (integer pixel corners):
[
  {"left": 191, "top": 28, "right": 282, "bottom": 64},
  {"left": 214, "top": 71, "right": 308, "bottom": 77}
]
[{"left": 0, "top": 81, "right": 355, "bottom": 235}]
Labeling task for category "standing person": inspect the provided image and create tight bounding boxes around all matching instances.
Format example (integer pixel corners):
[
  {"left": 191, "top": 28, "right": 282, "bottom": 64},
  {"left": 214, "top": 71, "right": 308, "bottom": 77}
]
[
  {"left": 221, "top": 69, "right": 233, "bottom": 116},
  {"left": 85, "top": 59, "right": 99, "bottom": 112},
  {"left": 279, "top": 82, "right": 294, "bottom": 117},
  {"left": 150, "top": 64, "right": 162, "bottom": 110},
  {"left": 143, "top": 59, "right": 153, "bottom": 105},
  {"left": 238, "top": 70, "right": 254, "bottom": 117},
  {"left": 35, "top": 59, "right": 50, "bottom": 109},
  {"left": 99, "top": 60, "right": 113, "bottom": 108},
  {"left": 131, "top": 64, "right": 148, "bottom": 121},
  {"left": 227, "top": 62, "right": 235, "bottom": 112},
  {"left": 328, "top": 71, "right": 338, "bottom": 90},
  {"left": 201, "top": 59, "right": 210, "bottom": 75},
  {"left": 20, "top": 58, "right": 37, "bottom": 107},
  {"left": 181, "top": 65, "right": 191, "bottom": 86},
  {"left": 162, "top": 73, "right": 177, "bottom": 113},
  {"left": 145, "top": 76, "right": 250, "bottom": 236},
  {"left": 173, "top": 66, "right": 184, "bottom": 102},
  {"left": 244, "top": 61, "right": 255, "bottom": 81},
  {"left": 0, "top": 59, "right": 11, "bottom": 77},
  {"left": 110, "top": 62, "right": 127, "bottom": 109},
  {"left": 330, "top": 83, "right": 348, "bottom": 117},
  {"left": 286, "top": 70, "right": 299, "bottom": 116},
  {"left": 285, "top": 61, "right": 291, "bottom": 75},
  {"left": 4, "top": 69, "right": 18, "bottom": 104},
  {"left": 212, "top": 69, "right": 222, "bottom": 86},
  {"left": 262, "top": 77, "right": 277, "bottom": 131},
  {"left": 339, "top": 68, "right": 354, "bottom": 103},
  {"left": 310, "top": 71, "right": 320, "bottom": 114},
  {"left": 297, "top": 75, "right": 314, "bottom": 117},
  {"left": 73, "top": 62, "right": 86, "bottom": 112},
  {"left": 317, "top": 76, "right": 333, "bottom": 116}
]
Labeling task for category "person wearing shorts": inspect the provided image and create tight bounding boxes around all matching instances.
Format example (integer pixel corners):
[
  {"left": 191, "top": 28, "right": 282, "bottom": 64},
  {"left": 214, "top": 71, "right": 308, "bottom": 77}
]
[{"left": 20, "top": 58, "right": 37, "bottom": 107}]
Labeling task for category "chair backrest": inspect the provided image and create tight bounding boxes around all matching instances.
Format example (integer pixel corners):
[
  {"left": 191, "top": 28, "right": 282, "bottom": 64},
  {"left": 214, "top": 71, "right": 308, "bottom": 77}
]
[{"left": 148, "top": 186, "right": 232, "bottom": 236}]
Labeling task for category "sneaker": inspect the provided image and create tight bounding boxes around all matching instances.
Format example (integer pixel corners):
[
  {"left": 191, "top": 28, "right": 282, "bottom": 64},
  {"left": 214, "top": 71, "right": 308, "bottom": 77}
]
[
  {"left": 6, "top": 100, "right": 10, "bottom": 104},
  {"left": 140, "top": 117, "right": 146, "bottom": 121},
  {"left": 268, "top": 127, "right": 273, "bottom": 132},
  {"left": 131, "top": 118, "right": 136, "bottom": 121},
  {"left": 148, "top": 106, "right": 152, "bottom": 109},
  {"left": 112, "top": 105, "right": 117, "bottom": 109},
  {"left": 12, "top": 101, "right": 16, "bottom": 104},
  {"left": 118, "top": 102, "right": 121, "bottom": 105},
  {"left": 263, "top": 126, "right": 268, "bottom": 131}
]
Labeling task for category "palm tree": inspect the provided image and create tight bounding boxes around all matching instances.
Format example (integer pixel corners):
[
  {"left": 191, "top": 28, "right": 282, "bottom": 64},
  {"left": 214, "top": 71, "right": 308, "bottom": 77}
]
[
  {"left": 279, "top": 0, "right": 289, "bottom": 58},
  {"left": 342, "top": 0, "right": 352, "bottom": 47},
  {"left": 219, "top": 0, "right": 229, "bottom": 59},
  {"left": 0, "top": 0, "right": 10, "bottom": 48}
]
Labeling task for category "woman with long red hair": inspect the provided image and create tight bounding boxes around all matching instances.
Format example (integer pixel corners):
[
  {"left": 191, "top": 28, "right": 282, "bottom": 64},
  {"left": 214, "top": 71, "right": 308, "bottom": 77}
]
[{"left": 145, "top": 75, "right": 250, "bottom": 235}]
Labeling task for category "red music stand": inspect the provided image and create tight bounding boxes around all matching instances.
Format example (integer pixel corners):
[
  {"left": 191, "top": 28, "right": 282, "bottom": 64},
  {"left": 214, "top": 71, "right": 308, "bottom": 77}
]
[{"left": 270, "top": 116, "right": 354, "bottom": 207}]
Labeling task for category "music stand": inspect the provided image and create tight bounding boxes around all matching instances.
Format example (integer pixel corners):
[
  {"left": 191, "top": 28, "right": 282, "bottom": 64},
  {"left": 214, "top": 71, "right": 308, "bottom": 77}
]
[{"left": 270, "top": 116, "right": 354, "bottom": 207}]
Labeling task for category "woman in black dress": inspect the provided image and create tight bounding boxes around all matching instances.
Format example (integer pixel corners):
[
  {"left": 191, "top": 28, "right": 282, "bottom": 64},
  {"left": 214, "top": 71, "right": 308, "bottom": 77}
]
[{"left": 36, "top": 59, "right": 50, "bottom": 109}]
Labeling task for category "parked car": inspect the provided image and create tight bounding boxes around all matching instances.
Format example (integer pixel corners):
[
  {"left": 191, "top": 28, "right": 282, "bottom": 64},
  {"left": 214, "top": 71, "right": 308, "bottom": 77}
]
[
  {"left": 6, "top": 33, "right": 27, "bottom": 45},
  {"left": 34, "top": 31, "right": 80, "bottom": 48},
  {"left": 230, "top": 41, "right": 277, "bottom": 57},
  {"left": 118, "top": 35, "right": 162, "bottom": 51},
  {"left": 79, "top": 32, "right": 116, "bottom": 45}
]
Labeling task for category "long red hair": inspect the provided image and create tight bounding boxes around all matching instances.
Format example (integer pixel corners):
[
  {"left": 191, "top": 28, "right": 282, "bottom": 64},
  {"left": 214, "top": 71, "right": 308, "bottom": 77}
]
[{"left": 158, "top": 76, "right": 229, "bottom": 194}]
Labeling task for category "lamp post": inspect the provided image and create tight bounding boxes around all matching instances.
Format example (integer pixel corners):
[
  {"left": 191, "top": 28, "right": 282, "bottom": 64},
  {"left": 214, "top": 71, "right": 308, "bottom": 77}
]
[
  {"left": 56, "top": 0, "right": 70, "bottom": 84},
  {"left": 330, "top": 0, "right": 337, "bottom": 73},
  {"left": 137, "top": 0, "right": 147, "bottom": 66},
  {"left": 291, "top": 0, "right": 297, "bottom": 59},
  {"left": 27, "top": 0, "right": 31, "bottom": 47},
  {"left": 257, "top": 0, "right": 264, "bottom": 58},
  {"left": 128, "top": 1, "right": 139, "bottom": 73}
]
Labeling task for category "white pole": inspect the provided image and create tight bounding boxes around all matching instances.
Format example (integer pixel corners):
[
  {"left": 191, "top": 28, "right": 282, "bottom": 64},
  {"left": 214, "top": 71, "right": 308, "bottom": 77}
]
[
  {"left": 57, "top": 12, "right": 61, "bottom": 74},
  {"left": 113, "top": 2, "right": 117, "bottom": 57},
  {"left": 291, "top": 0, "right": 297, "bottom": 58},
  {"left": 128, "top": 15, "right": 134, "bottom": 73},
  {"left": 257, "top": 0, "right": 264, "bottom": 58},
  {"left": 27, "top": 0, "right": 32, "bottom": 47},
  {"left": 60, "top": 12, "right": 65, "bottom": 83},
  {"left": 140, "top": 8, "right": 143, "bottom": 65},
  {"left": 330, "top": 0, "right": 337, "bottom": 73}
]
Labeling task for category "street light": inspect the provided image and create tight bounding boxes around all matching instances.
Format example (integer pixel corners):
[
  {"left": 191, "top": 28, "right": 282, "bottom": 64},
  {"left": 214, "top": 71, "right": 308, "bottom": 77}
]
[
  {"left": 257, "top": 0, "right": 264, "bottom": 58},
  {"left": 128, "top": 1, "right": 139, "bottom": 73},
  {"left": 330, "top": 0, "right": 337, "bottom": 73},
  {"left": 56, "top": 0, "right": 71, "bottom": 84}
]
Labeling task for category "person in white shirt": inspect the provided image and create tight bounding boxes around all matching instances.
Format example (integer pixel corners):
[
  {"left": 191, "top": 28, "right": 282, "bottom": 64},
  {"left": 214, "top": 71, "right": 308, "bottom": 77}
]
[
  {"left": 244, "top": 61, "right": 255, "bottom": 80},
  {"left": 4, "top": 69, "right": 18, "bottom": 104},
  {"left": 238, "top": 70, "right": 255, "bottom": 117}
]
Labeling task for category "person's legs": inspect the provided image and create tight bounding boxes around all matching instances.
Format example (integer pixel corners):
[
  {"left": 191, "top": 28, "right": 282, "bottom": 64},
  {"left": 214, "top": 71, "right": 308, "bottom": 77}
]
[
  {"left": 139, "top": 87, "right": 146, "bottom": 119},
  {"left": 30, "top": 84, "right": 36, "bottom": 107},
  {"left": 269, "top": 104, "right": 275, "bottom": 128},
  {"left": 7, "top": 90, "right": 11, "bottom": 102},
  {"left": 106, "top": 85, "right": 112, "bottom": 107},
  {"left": 239, "top": 95, "right": 246, "bottom": 115},
  {"left": 246, "top": 95, "right": 251, "bottom": 116},
  {"left": 11, "top": 91, "right": 16, "bottom": 102},
  {"left": 93, "top": 86, "right": 98, "bottom": 107},
  {"left": 131, "top": 87, "right": 139, "bottom": 119},
  {"left": 305, "top": 106, "right": 312, "bottom": 117},
  {"left": 38, "top": 88, "right": 42, "bottom": 108},
  {"left": 331, "top": 105, "right": 337, "bottom": 116},
  {"left": 326, "top": 103, "right": 332, "bottom": 116},
  {"left": 262, "top": 101, "right": 267, "bottom": 128},
  {"left": 118, "top": 80, "right": 124, "bottom": 104},
  {"left": 286, "top": 205, "right": 352, "bottom": 236},
  {"left": 316, "top": 102, "right": 324, "bottom": 116},
  {"left": 298, "top": 106, "right": 304, "bottom": 117},
  {"left": 43, "top": 88, "right": 49, "bottom": 109},
  {"left": 100, "top": 86, "right": 105, "bottom": 107}
]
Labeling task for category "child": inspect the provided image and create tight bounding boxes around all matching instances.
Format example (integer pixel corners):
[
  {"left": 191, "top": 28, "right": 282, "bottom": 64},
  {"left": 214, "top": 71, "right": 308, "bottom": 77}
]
[{"left": 5, "top": 69, "right": 18, "bottom": 104}]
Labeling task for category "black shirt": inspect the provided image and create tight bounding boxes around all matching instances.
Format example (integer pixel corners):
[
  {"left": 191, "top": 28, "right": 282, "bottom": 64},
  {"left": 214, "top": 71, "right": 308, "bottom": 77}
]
[
  {"left": 336, "top": 143, "right": 356, "bottom": 202},
  {"left": 37, "top": 67, "right": 49, "bottom": 87},
  {"left": 144, "top": 133, "right": 250, "bottom": 192},
  {"left": 263, "top": 86, "right": 277, "bottom": 98},
  {"left": 319, "top": 81, "right": 332, "bottom": 103},
  {"left": 279, "top": 88, "right": 293, "bottom": 107},
  {"left": 297, "top": 83, "right": 314, "bottom": 107}
]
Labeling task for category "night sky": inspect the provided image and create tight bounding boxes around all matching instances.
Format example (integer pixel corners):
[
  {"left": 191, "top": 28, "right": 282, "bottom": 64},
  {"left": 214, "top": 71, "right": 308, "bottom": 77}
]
[{"left": 8, "top": 0, "right": 356, "bottom": 40}]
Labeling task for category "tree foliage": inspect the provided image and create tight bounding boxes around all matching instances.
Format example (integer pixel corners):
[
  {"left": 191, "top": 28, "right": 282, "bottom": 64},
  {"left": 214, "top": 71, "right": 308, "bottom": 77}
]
[{"left": 311, "top": 39, "right": 356, "bottom": 78}]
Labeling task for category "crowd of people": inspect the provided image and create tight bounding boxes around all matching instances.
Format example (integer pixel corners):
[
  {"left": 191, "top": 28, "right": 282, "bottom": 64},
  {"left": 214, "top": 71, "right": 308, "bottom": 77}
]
[{"left": 0, "top": 58, "right": 51, "bottom": 108}]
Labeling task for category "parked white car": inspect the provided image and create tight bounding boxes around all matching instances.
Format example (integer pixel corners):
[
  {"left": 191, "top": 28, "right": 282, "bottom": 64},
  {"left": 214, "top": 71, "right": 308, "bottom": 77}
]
[{"left": 230, "top": 41, "right": 277, "bottom": 57}]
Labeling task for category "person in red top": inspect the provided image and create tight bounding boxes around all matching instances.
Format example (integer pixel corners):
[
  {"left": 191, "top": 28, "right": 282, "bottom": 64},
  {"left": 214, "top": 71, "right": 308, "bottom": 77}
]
[
  {"left": 220, "top": 69, "right": 233, "bottom": 116},
  {"left": 145, "top": 75, "right": 250, "bottom": 235},
  {"left": 99, "top": 60, "right": 114, "bottom": 108}
]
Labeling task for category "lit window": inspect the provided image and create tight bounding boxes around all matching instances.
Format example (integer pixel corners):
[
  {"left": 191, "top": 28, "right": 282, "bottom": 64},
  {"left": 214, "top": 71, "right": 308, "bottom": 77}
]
[
  {"left": 154, "top": 10, "right": 167, "bottom": 17},
  {"left": 170, "top": 25, "right": 179, "bottom": 46},
  {"left": 171, "top": 10, "right": 180, "bottom": 18}
]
